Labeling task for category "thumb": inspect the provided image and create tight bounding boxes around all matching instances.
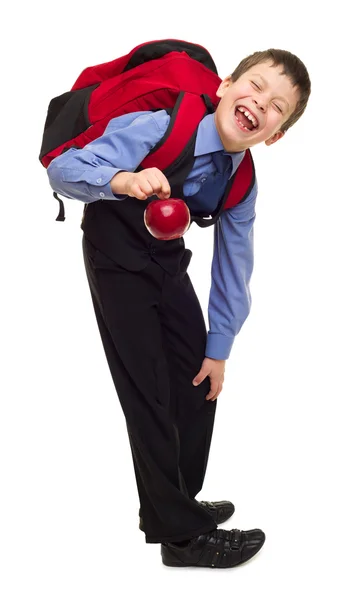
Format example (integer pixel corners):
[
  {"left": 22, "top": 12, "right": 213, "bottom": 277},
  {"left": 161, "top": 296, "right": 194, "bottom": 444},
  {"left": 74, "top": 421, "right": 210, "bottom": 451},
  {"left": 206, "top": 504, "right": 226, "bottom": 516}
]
[{"left": 193, "top": 370, "right": 207, "bottom": 386}]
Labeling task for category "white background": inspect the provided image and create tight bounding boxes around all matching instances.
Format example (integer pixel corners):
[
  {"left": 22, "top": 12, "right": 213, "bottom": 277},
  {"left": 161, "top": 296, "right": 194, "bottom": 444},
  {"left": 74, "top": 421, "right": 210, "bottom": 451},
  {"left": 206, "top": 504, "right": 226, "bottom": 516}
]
[{"left": 1, "top": 1, "right": 361, "bottom": 598}]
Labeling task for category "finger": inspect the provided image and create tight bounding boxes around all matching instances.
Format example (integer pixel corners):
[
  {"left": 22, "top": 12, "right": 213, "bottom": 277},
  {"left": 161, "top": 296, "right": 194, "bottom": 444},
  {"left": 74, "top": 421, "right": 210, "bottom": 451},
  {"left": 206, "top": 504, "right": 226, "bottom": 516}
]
[
  {"left": 148, "top": 171, "right": 171, "bottom": 199},
  {"left": 155, "top": 172, "right": 171, "bottom": 198},
  {"left": 149, "top": 168, "right": 171, "bottom": 198},
  {"left": 207, "top": 383, "right": 222, "bottom": 402},
  {"left": 145, "top": 173, "right": 165, "bottom": 197},
  {"left": 206, "top": 381, "right": 219, "bottom": 401},
  {"left": 130, "top": 183, "right": 148, "bottom": 200},
  {"left": 193, "top": 370, "right": 208, "bottom": 386},
  {"left": 138, "top": 177, "right": 155, "bottom": 197}
]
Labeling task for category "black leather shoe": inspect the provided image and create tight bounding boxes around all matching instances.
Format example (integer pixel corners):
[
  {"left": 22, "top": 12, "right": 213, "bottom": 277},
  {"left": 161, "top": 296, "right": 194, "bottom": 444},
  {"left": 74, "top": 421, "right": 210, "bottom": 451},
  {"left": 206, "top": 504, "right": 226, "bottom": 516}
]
[
  {"left": 198, "top": 500, "right": 235, "bottom": 525},
  {"left": 161, "top": 528, "right": 265, "bottom": 568},
  {"left": 139, "top": 500, "right": 235, "bottom": 532}
]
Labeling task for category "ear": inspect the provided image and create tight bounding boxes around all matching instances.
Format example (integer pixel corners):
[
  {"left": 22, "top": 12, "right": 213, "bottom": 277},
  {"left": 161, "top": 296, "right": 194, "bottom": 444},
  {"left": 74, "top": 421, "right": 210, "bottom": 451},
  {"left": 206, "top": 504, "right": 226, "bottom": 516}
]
[
  {"left": 216, "top": 75, "right": 232, "bottom": 99},
  {"left": 265, "top": 131, "right": 285, "bottom": 146}
]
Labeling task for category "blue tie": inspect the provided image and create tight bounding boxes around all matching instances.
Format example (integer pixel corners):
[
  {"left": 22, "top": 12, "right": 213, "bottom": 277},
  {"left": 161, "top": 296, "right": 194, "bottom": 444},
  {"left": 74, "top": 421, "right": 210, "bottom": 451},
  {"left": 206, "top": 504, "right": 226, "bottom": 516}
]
[
  {"left": 186, "top": 151, "right": 232, "bottom": 215},
  {"left": 212, "top": 150, "right": 232, "bottom": 175}
]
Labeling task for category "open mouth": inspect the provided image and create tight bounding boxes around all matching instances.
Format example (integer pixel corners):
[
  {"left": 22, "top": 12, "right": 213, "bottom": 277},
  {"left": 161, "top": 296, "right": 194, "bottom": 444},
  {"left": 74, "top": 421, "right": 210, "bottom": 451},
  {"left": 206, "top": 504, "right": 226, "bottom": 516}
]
[{"left": 234, "top": 106, "right": 259, "bottom": 132}]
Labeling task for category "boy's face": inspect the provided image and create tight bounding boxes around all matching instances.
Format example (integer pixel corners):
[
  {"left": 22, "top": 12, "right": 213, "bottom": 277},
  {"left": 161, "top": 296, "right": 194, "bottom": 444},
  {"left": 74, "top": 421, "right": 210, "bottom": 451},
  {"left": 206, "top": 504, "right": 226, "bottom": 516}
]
[{"left": 214, "top": 60, "right": 300, "bottom": 152}]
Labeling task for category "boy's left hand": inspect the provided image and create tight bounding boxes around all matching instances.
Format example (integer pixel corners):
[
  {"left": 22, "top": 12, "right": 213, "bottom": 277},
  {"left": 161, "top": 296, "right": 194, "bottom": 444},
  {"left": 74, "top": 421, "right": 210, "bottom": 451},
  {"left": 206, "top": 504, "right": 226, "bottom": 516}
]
[{"left": 193, "top": 357, "right": 226, "bottom": 401}]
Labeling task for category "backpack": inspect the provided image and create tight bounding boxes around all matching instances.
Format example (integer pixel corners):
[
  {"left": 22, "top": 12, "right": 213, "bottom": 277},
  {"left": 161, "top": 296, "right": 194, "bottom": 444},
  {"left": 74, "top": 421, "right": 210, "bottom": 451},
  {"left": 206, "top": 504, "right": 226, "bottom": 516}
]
[{"left": 39, "top": 39, "right": 255, "bottom": 223}]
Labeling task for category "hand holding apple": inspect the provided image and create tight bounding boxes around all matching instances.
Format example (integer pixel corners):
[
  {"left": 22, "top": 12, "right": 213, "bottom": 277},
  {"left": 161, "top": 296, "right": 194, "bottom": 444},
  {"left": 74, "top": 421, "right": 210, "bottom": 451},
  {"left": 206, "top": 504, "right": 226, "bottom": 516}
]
[
  {"left": 110, "top": 168, "right": 171, "bottom": 200},
  {"left": 110, "top": 169, "right": 190, "bottom": 240}
]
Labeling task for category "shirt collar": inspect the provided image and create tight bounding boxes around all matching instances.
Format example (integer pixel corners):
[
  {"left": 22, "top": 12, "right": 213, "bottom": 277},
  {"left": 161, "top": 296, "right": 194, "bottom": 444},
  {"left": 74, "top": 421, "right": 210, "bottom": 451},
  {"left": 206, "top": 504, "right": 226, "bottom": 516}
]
[{"left": 195, "top": 113, "right": 246, "bottom": 176}]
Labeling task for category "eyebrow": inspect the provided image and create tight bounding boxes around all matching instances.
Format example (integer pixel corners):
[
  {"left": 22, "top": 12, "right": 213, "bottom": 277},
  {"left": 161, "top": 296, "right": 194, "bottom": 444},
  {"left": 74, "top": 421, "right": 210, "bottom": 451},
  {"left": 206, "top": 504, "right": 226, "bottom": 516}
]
[{"left": 251, "top": 74, "right": 290, "bottom": 109}]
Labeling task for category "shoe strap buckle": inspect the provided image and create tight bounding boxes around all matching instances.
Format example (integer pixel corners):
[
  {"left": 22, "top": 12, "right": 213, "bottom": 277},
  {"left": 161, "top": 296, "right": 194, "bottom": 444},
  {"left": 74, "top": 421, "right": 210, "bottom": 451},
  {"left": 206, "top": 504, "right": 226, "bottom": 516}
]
[{"left": 230, "top": 529, "right": 242, "bottom": 550}]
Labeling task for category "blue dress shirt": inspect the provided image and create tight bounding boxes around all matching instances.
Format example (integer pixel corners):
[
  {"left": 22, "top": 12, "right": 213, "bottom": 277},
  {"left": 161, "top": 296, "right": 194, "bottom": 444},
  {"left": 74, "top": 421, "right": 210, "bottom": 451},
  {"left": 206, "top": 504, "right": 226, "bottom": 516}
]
[{"left": 47, "top": 110, "right": 257, "bottom": 360}]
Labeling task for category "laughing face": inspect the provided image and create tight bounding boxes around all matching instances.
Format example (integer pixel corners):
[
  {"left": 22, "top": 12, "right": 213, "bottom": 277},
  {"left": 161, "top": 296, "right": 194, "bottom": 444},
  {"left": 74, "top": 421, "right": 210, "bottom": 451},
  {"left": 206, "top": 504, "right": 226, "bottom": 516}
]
[{"left": 214, "top": 60, "right": 300, "bottom": 152}]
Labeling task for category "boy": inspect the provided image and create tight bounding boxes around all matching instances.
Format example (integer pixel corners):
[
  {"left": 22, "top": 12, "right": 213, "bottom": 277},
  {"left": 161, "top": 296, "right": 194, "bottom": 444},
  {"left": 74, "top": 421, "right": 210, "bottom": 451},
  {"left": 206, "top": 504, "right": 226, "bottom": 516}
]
[{"left": 47, "top": 46, "right": 311, "bottom": 568}]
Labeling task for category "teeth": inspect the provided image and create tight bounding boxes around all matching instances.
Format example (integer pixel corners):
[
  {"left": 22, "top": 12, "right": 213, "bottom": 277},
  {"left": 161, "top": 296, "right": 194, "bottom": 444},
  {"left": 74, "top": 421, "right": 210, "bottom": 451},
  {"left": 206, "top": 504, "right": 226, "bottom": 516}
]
[
  {"left": 237, "top": 106, "right": 258, "bottom": 128},
  {"left": 235, "top": 113, "right": 252, "bottom": 131}
]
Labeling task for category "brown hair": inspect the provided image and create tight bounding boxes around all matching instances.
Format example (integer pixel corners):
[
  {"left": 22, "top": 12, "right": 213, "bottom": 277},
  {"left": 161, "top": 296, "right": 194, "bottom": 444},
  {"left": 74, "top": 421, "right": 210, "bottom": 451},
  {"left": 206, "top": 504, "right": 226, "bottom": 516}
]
[{"left": 231, "top": 49, "right": 311, "bottom": 133}]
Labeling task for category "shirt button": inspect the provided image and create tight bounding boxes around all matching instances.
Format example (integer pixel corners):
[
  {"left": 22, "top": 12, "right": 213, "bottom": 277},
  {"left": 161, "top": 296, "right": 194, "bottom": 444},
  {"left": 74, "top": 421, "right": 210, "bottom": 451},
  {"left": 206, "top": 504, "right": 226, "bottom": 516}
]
[
  {"left": 99, "top": 192, "right": 105, "bottom": 198},
  {"left": 96, "top": 178, "right": 102, "bottom": 183}
]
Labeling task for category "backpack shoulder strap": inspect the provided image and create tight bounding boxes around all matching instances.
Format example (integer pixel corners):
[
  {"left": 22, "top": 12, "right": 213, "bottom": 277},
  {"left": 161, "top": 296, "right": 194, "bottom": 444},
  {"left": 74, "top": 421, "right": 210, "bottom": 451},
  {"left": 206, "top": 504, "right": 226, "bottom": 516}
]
[
  {"left": 140, "top": 92, "right": 210, "bottom": 174},
  {"left": 224, "top": 149, "right": 255, "bottom": 209}
]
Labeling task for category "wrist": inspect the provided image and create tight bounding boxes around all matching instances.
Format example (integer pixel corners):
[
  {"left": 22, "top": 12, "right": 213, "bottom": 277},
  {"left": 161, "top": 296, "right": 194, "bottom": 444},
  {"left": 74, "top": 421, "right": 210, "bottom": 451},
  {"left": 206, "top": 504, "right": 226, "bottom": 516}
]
[{"left": 110, "top": 171, "right": 133, "bottom": 195}]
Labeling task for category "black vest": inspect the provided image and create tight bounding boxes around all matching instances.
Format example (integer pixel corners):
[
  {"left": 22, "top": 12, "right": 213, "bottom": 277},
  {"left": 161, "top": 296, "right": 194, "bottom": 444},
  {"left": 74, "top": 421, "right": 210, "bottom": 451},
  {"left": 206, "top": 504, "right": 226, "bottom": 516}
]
[{"left": 80, "top": 95, "right": 255, "bottom": 276}]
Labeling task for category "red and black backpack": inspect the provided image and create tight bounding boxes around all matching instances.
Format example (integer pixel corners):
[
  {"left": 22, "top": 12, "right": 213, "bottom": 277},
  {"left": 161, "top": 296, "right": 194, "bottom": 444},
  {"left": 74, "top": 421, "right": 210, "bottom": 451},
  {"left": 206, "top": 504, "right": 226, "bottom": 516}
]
[{"left": 39, "top": 39, "right": 255, "bottom": 224}]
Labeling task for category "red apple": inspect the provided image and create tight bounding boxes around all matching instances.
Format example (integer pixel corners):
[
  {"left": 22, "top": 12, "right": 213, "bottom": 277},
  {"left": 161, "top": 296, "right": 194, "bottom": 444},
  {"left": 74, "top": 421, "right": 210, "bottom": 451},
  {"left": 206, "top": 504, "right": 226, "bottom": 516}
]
[{"left": 144, "top": 198, "right": 191, "bottom": 240}]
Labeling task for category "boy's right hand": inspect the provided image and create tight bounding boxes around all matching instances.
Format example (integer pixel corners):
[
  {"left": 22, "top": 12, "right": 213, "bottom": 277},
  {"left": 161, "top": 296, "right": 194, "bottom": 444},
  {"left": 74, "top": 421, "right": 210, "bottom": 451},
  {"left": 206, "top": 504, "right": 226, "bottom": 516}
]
[{"left": 110, "top": 168, "right": 171, "bottom": 201}]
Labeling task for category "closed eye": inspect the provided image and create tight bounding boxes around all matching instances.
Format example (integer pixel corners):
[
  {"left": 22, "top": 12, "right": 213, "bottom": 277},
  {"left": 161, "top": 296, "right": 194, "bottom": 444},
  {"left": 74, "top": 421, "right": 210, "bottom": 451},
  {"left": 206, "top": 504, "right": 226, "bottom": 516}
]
[{"left": 252, "top": 81, "right": 283, "bottom": 113}]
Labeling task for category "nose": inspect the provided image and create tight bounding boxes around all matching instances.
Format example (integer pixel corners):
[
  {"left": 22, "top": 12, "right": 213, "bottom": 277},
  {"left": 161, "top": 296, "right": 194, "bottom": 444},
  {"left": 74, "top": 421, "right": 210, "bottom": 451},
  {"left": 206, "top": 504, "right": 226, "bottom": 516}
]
[{"left": 252, "top": 98, "right": 266, "bottom": 113}]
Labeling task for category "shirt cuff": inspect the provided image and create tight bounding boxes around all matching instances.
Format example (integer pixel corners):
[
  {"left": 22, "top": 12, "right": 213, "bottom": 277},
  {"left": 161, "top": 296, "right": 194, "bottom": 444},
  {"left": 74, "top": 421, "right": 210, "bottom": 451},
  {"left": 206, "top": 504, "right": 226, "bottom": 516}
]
[
  {"left": 95, "top": 180, "right": 128, "bottom": 201},
  {"left": 62, "top": 167, "right": 127, "bottom": 201},
  {"left": 86, "top": 168, "right": 127, "bottom": 201},
  {"left": 205, "top": 333, "right": 235, "bottom": 360}
]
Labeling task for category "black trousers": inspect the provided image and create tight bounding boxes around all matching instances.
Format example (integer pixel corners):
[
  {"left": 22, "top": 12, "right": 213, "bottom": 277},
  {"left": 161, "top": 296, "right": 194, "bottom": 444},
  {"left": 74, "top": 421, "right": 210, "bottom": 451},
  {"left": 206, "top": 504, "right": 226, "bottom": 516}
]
[{"left": 82, "top": 234, "right": 218, "bottom": 543}]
